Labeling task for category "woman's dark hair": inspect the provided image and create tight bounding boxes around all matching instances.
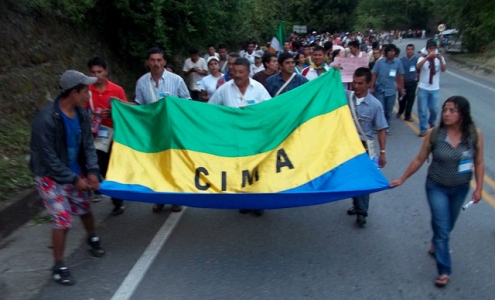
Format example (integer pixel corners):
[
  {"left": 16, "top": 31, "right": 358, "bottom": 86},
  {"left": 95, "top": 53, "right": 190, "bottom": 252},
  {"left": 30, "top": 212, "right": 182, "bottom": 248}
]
[
  {"left": 294, "top": 52, "right": 305, "bottom": 63},
  {"left": 331, "top": 49, "right": 341, "bottom": 62},
  {"left": 440, "top": 96, "right": 475, "bottom": 141}
]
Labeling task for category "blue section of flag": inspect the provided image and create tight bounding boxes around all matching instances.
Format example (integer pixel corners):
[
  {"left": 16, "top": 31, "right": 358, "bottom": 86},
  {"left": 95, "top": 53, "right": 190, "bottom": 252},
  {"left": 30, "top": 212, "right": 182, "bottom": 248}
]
[{"left": 100, "top": 153, "right": 389, "bottom": 209}]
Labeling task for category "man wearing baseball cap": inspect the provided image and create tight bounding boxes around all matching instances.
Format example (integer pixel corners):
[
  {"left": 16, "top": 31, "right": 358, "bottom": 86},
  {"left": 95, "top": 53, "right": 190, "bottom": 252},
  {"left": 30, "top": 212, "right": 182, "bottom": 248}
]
[
  {"left": 250, "top": 50, "right": 265, "bottom": 77},
  {"left": 30, "top": 70, "right": 105, "bottom": 286}
]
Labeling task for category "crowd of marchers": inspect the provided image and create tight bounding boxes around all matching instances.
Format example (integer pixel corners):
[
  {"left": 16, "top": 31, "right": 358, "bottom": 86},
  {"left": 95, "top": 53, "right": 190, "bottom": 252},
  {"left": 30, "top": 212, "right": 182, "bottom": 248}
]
[{"left": 28, "top": 31, "right": 484, "bottom": 290}]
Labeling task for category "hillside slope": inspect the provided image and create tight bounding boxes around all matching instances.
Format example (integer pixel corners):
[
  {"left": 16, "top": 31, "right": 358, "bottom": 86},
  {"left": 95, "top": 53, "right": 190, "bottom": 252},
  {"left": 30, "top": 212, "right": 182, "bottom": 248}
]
[{"left": 0, "top": 3, "right": 135, "bottom": 202}]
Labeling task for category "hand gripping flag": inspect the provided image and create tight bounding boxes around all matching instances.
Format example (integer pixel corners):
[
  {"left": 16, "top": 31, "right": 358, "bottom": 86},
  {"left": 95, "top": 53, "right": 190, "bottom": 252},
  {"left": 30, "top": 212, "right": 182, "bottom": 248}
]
[{"left": 100, "top": 70, "right": 389, "bottom": 209}]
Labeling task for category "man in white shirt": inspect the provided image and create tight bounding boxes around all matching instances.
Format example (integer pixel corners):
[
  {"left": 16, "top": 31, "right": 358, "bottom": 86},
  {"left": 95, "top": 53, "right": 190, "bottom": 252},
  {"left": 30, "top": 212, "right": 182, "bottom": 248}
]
[
  {"left": 183, "top": 47, "right": 208, "bottom": 101},
  {"left": 203, "top": 44, "right": 220, "bottom": 61},
  {"left": 347, "top": 40, "right": 367, "bottom": 58},
  {"left": 280, "top": 41, "right": 296, "bottom": 56},
  {"left": 218, "top": 44, "right": 229, "bottom": 73},
  {"left": 243, "top": 41, "right": 256, "bottom": 65},
  {"left": 209, "top": 57, "right": 271, "bottom": 108},
  {"left": 416, "top": 39, "right": 447, "bottom": 137},
  {"left": 209, "top": 58, "right": 270, "bottom": 216}
]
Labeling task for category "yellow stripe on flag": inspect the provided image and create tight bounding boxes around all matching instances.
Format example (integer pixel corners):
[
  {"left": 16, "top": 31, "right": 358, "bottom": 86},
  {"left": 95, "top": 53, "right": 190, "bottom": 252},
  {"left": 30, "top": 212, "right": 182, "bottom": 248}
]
[{"left": 107, "top": 106, "right": 364, "bottom": 193}]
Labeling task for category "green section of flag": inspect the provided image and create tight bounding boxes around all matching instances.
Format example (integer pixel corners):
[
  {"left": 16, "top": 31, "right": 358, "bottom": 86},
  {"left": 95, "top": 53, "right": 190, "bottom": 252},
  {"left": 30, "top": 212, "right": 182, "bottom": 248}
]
[
  {"left": 275, "top": 21, "right": 286, "bottom": 49},
  {"left": 112, "top": 70, "right": 346, "bottom": 156}
]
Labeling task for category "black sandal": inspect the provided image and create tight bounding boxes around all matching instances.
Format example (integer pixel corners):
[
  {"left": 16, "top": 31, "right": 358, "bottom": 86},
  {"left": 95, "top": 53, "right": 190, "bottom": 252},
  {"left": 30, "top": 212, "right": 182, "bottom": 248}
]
[{"left": 435, "top": 275, "right": 450, "bottom": 287}]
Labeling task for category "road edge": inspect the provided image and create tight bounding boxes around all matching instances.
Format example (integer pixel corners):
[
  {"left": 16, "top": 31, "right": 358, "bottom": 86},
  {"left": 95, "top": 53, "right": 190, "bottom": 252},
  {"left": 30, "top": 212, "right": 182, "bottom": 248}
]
[{"left": 0, "top": 187, "right": 43, "bottom": 240}]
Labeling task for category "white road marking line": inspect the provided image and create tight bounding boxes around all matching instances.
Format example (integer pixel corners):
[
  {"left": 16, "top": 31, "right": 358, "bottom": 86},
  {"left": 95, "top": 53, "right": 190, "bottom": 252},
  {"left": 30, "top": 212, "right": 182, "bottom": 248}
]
[
  {"left": 446, "top": 70, "right": 495, "bottom": 93},
  {"left": 111, "top": 208, "right": 186, "bottom": 300}
]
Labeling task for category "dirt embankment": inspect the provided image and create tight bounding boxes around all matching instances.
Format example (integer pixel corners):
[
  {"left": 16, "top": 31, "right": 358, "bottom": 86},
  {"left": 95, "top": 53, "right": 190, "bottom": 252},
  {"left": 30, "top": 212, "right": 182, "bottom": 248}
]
[{"left": 0, "top": 4, "right": 136, "bottom": 202}]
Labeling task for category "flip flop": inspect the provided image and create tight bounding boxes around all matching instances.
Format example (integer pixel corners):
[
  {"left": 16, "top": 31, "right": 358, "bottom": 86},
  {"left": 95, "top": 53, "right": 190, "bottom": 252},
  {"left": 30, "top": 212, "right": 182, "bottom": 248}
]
[{"left": 435, "top": 275, "right": 450, "bottom": 287}]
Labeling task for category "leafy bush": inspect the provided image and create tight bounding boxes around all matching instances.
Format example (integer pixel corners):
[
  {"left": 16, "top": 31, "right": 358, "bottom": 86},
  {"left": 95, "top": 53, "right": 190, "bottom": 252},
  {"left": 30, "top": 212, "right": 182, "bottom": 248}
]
[{"left": 11, "top": 0, "right": 96, "bottom": 23}]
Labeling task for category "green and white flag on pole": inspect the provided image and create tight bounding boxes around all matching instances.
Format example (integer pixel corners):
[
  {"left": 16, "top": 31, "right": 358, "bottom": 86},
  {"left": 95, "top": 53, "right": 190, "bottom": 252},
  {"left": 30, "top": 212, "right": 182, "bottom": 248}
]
[{"left": 269, "top": 21, "right": 286, "bottom": 53}]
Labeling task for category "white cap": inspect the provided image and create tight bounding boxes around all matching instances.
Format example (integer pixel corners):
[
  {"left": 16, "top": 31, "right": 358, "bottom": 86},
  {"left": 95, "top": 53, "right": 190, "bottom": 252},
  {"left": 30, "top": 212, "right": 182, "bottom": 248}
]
[{"left": 207, "top": 56, "right": 219, "bottom": 65}]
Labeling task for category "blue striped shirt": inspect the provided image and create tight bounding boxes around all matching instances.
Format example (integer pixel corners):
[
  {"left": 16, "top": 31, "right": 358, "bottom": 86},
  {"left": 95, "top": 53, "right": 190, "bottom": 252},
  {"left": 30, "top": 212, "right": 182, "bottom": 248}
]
[
  {"left": 371, "top": 57, "right": 404, "bottom": 96},
  {"left": 135, "top": 71, "right": 191, "bottom": 104},
  {"left": 400, "top": 55, "right": 419, "bottom": 82}
]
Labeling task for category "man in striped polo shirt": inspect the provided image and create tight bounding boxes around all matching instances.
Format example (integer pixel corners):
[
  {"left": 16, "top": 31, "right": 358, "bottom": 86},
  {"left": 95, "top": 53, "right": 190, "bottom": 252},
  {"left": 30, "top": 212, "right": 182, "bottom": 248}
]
[
  {"left": 135, "top": 47, "right": 190, "bottom": 105},
  {"left": 135, "top": 47, "right": 191, "bottom": 213}
]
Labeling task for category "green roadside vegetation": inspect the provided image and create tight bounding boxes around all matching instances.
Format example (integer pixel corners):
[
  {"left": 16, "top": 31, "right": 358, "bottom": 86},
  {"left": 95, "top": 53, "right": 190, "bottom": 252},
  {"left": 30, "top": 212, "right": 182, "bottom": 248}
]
[
  {"left": 0, "top": 0, "right": 493, "bottom": 202},
  {"left": 450, "top": 41, "right": 495, "bottom": 72},
  {"left": 0, "top": 118, "right": 32, "bottom": 202}
]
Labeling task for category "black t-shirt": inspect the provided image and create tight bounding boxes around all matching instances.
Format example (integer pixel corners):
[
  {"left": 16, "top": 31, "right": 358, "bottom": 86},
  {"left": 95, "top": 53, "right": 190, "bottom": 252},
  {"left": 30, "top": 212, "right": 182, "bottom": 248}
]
[{"left": 252, "top": 71, "right": 275, "bottom": 87}]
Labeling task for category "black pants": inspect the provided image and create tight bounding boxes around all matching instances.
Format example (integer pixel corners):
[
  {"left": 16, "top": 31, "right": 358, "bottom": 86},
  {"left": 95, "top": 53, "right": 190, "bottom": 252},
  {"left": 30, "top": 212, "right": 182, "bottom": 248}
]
[
  {"left": 398, "top": 81, "right": 417, "bottom": 119},
  {"left": 189, "top": 90, "right": 200, "bottom": 101},
  {"left": 353, "top": 141, "right": 370, "bottom": 216},
  {"left": 97, "top": 147, "right": 123, "bottom": 208}
]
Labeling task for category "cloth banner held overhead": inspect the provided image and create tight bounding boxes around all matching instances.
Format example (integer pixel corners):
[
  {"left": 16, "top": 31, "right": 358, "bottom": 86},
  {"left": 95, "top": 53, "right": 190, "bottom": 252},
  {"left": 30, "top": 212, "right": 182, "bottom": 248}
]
[
  {"left": 100, "top": 70, "right": 389, "bottom": 209},
  {"left": 334, "top": 56, "right": 370, "bottom": 82}
]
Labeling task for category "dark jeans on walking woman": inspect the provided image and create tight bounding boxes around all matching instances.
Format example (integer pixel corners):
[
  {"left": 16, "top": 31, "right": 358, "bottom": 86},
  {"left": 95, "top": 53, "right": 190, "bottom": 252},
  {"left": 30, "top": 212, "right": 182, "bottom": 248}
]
[
  {"left": 425, "top": 178, "right": 469, "bottom": 276},
  {"left": 398, "top": 81, "right": 417, "bottom": 120},
  {"left": 97, "top": 147, "right": 124, "bottom": 209}
]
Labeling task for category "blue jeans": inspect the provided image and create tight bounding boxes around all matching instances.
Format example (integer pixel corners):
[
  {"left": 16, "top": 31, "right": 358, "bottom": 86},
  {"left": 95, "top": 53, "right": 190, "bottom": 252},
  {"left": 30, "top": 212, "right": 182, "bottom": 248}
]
[
  {"left": 374, "top": 92, "right": 396, "bottom": 126},
  {"left": 425, "top": 178, "right": 469, "bottom": 276},
  {"left": 417, "top": 88, "right": 440, "bottom": 132}
]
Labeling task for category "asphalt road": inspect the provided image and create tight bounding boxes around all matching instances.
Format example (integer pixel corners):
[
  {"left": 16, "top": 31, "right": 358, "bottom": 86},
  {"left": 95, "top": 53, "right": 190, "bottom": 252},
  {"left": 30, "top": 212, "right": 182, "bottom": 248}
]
[{"left": 9, "top": 38, "right": 495, "bottom": 300}]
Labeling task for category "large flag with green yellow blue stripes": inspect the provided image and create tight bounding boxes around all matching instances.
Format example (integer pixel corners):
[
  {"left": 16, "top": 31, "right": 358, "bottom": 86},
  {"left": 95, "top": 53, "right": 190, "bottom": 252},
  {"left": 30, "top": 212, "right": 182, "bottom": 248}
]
[{"left": 100, "top": 70, "right": 389, "bottom": 209}]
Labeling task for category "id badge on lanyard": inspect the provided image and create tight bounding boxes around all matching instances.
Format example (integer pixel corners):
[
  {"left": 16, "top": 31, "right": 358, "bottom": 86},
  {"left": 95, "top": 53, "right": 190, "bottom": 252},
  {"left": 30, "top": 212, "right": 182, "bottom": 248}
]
[
  {"left": 97, "top": 126, "right": 109, "bottom": 139},
  {"left": 458, "top": 151, "right": 473, "bottom": 173},
  {"left": 389, "top": 69, "right": 397, "bottom": 77}
]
